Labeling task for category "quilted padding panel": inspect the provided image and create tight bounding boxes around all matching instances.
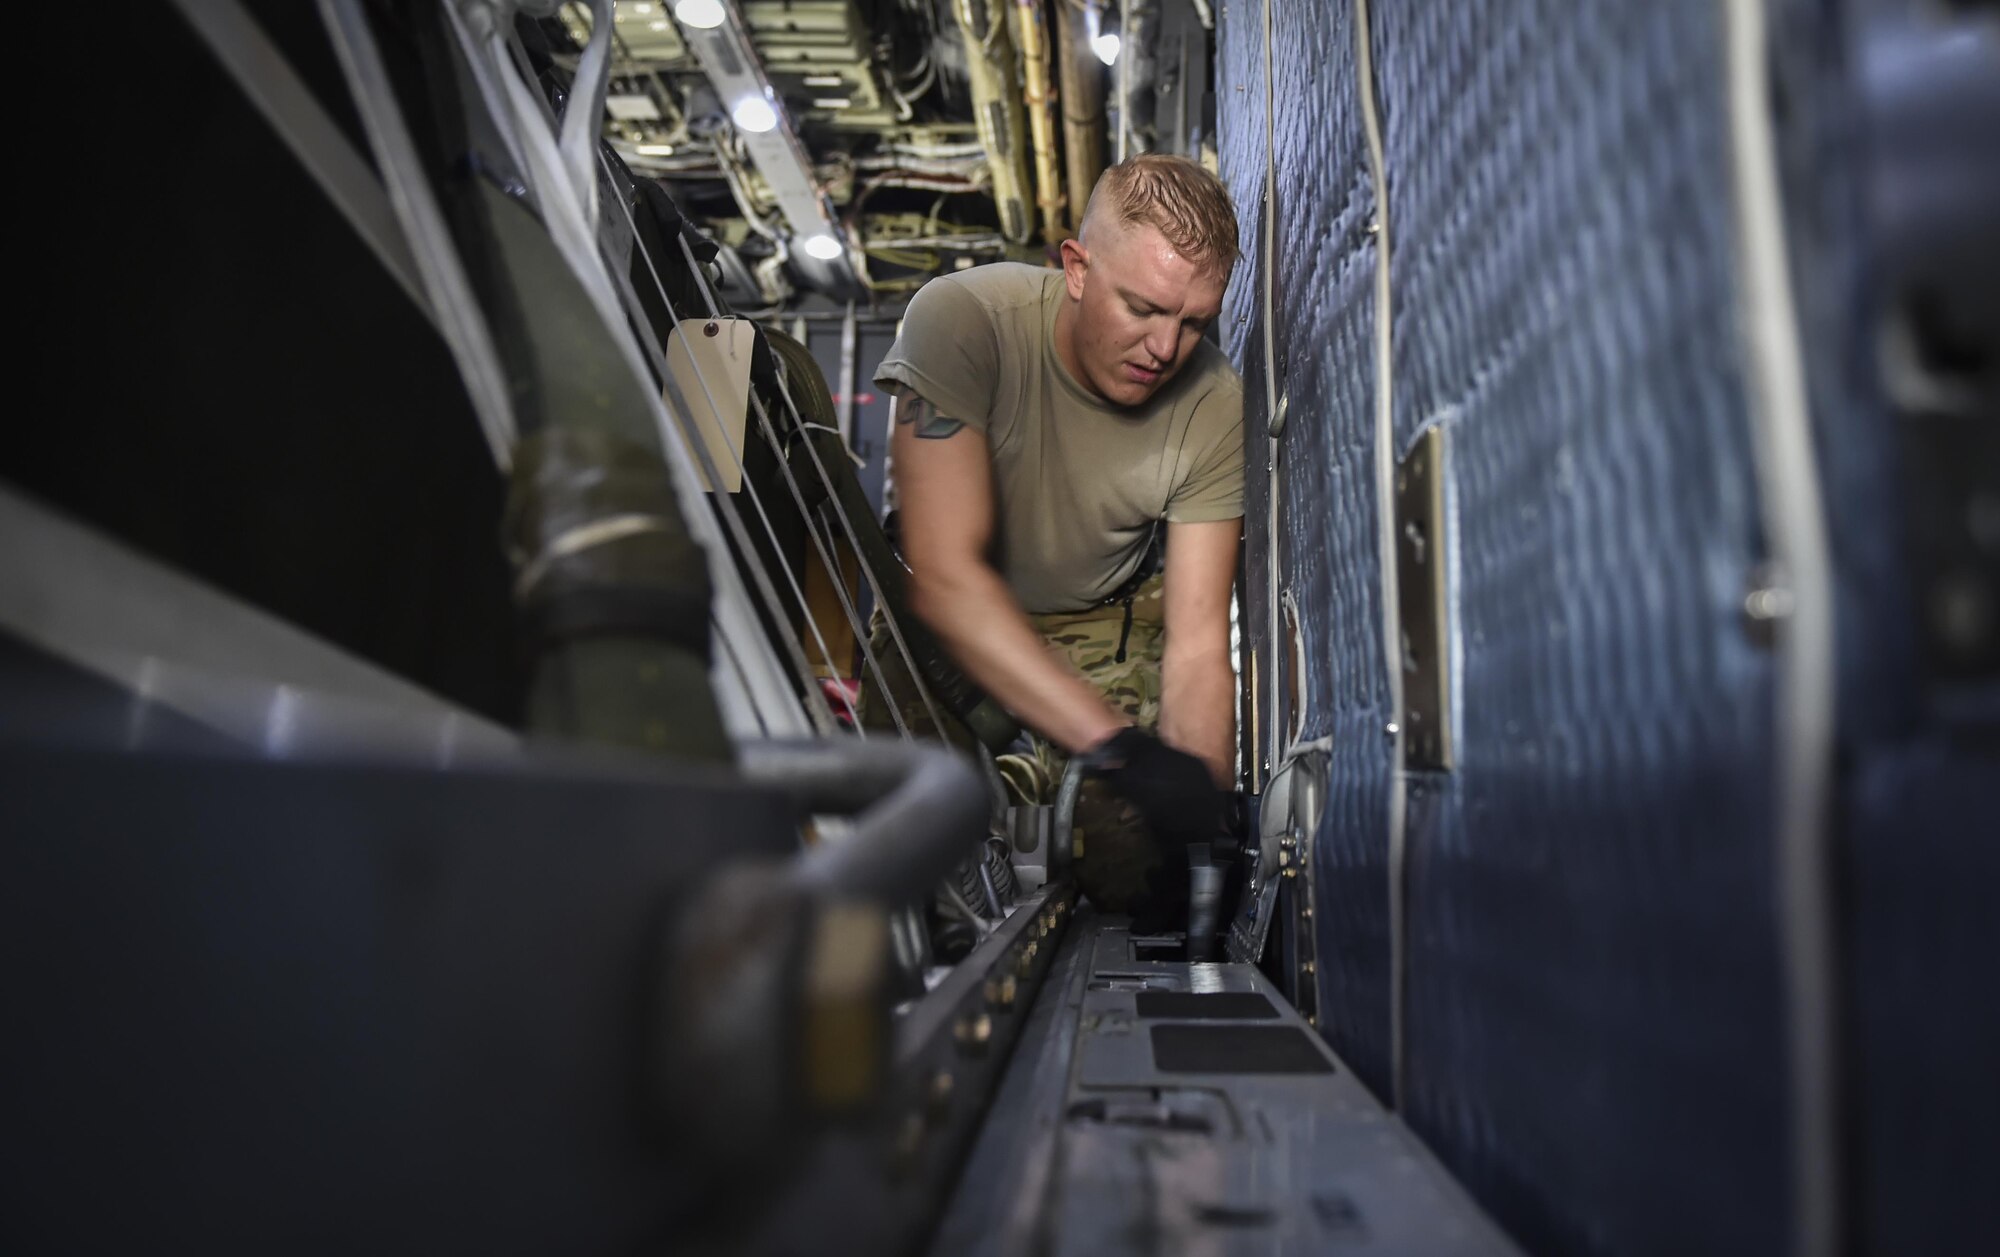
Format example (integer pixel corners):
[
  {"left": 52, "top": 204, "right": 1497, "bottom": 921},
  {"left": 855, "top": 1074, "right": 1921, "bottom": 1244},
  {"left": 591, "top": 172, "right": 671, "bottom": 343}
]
[
  {"left": 1218, "top": 0, "right": 1398, "bottom": 1095},
  {"left": 1222, "top": 2, "right": 1793, "bottom": 1254},
  {"left": 1374, "top": 4, "right": 1788, "bottom": 1255},
  {"left": 1222, "top": 1, "right": 1995, "bottom": 1252}
]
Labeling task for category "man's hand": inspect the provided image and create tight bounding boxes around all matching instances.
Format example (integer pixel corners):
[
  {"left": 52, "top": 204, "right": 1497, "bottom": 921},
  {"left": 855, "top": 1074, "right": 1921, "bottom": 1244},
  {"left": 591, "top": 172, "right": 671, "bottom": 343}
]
[
  {"left": 892, "top": 390, "right": 1128, "bottom": 753},
  {"left": 1084, "top": 727, "right": 1228, "bottom": 853}
]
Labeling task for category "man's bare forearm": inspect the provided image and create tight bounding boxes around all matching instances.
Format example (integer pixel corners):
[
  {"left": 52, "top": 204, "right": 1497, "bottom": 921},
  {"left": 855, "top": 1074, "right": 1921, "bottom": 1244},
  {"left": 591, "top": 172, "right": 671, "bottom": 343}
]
[
  {"left": 891, "top": 387, "right": 1128, "bottom": 755},
  {"left": 910, "top": 566, "right": 1127, "bottom": 754},
  {"left": 1160, "top": 648, "right": 1236, "bottom": 786}
]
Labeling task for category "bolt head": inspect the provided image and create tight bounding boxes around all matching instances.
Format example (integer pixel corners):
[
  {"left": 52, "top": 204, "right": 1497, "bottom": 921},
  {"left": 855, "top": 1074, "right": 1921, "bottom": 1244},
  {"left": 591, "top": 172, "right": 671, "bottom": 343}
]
[
  {"left": 984, "top": 973, "right": 1018, "bottom": 1011},
  {"left": 954, "top": 1012, "right": 994, "bottom": 1056}
]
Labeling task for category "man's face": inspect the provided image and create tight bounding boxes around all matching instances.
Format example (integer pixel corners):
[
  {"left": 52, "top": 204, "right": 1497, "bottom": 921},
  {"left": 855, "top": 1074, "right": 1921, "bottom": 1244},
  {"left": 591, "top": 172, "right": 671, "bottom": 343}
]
[{"left": 1060, "top": 222, "right": 1229, "bottom": 408}]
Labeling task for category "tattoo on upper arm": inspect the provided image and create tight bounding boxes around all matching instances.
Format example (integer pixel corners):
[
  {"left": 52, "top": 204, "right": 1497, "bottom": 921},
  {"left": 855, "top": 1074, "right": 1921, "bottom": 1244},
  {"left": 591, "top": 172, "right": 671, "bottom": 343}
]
[{"left": 895, "top": 393, "right": 966, "bottom": 440}]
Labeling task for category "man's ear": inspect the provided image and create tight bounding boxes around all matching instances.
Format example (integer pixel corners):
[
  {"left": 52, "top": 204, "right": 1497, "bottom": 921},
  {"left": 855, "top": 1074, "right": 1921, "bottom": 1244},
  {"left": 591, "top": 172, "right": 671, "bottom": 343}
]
[{"left": 1060, "top": 237, "right": 1089, "bottom": 302}]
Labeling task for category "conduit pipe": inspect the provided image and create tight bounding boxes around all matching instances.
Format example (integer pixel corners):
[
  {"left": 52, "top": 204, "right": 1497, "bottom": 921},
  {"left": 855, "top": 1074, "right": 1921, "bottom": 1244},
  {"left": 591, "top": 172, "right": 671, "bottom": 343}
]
[
  {"left": 1010, "top": 0, "right": 1068, "bottom": 241},
  {"left": 1055, "top": 0, "right": 1107, "bottom": 232},
  {"left": 954, "top": 0, "right": 1036, "bottom": 243}
]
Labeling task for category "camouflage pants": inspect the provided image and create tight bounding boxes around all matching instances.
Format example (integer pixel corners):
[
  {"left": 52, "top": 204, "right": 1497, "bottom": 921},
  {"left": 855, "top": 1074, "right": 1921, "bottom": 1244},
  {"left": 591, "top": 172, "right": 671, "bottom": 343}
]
[{"left": 859, "top": 574, "right": 1170, "bottom": 915}]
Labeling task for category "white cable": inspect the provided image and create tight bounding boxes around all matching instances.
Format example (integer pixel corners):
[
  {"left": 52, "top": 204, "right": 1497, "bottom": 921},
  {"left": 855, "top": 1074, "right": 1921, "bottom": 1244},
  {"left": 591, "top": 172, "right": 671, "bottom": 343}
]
[
  {"left": 557, "top": 0, "right": 615, "bottom": 226},
  {"left": 1351, "top": 0, "right": 1410, "bottom": 1109},
  {"left": 1720, "top": 3, "right": 1842, "bottom": 1254},
  {"left": 1260, "top": 0, "right": 1283, "bottom": 782}
]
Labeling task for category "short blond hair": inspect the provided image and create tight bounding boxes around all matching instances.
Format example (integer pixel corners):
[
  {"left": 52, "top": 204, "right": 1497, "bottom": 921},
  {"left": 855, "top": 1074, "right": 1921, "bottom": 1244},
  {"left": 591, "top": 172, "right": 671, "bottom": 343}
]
[{"left": 1081, "top": 153, "right": 1241, "bottom": 273}]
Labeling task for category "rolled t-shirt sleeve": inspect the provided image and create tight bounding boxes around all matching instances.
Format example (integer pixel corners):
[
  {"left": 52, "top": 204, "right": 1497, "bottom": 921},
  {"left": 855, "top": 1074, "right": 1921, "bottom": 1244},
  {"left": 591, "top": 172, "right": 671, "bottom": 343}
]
[
  {"left": 873, "top": 278, "right": 1000, "bottom": 427},
  {"left": 1165, "top": 386, "right": 1246, "bottom": 523}
]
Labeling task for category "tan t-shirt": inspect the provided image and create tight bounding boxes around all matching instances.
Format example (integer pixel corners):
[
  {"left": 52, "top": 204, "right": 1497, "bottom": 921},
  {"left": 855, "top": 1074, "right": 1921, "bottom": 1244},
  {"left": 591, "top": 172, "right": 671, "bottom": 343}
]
[{"left": 876, "top": 263, "right": 1244, "bottom": 614}]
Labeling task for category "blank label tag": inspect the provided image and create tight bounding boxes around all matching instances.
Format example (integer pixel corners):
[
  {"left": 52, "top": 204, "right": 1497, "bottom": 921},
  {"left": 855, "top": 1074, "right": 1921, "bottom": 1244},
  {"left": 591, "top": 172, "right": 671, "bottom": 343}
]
[{"left": 663, "top": 318, "right": 756, "bottom": 493}]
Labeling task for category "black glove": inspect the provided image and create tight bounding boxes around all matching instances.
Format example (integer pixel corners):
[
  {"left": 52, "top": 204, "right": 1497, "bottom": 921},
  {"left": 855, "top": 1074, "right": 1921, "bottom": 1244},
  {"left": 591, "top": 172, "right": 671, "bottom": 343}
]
[{"left": 1083, "top": 728, "right": 1227, "bottom": 858}]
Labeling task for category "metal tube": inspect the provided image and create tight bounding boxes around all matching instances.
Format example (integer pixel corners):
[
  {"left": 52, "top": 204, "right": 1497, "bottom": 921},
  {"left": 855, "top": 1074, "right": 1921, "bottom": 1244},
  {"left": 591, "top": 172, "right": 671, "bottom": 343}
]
[{"left": 744, "top": 740, "right": 988, "bottom": 905}]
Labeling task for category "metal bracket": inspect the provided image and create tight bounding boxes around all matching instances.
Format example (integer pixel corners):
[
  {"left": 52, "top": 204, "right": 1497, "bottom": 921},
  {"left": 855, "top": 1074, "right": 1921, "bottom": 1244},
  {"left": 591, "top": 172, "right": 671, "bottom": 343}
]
[{"left": 1394, "top": 426, "right": 1453, "bottom": 770}]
